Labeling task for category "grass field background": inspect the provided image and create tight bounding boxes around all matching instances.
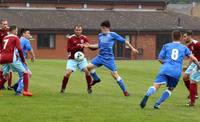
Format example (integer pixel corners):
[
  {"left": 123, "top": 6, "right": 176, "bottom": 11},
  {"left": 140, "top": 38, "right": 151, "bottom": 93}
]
[{"left": 0, "top": 60, "right": 200, "bottom": 122}]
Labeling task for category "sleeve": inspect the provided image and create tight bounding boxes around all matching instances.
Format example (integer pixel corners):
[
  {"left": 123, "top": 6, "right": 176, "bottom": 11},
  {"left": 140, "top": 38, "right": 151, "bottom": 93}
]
[
  {"left": 25, "top": 40, "right": 32, "bottom": 51},
  {"left": 16, "top": 37, "right": 25, "bottom": 63},
  {"left": 84, "top": 36, "right": 90, "bottom": 43},
  {"left": 158, "top": 45, "right": 166, "bottom": 60},
  {"left": 111, "top": 32, "right": 126, "bottom": 44},
  {"left": 67, "top": 38, "right": 82, "bottom": 52},
  {"left": 185, "top": 47, "right": 192, "bottom": 57}
]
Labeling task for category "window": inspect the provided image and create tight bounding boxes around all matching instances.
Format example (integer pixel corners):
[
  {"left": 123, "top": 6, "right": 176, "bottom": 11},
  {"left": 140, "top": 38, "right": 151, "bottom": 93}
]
[{"left": 37, "top": 33, "right": 55, "bottom": 49}]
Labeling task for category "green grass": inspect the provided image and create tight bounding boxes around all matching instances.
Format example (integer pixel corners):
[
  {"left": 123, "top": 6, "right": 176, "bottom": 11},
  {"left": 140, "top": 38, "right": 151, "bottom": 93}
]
[{"left": 0, "top": 60, "right": 200, "bottom": 122}]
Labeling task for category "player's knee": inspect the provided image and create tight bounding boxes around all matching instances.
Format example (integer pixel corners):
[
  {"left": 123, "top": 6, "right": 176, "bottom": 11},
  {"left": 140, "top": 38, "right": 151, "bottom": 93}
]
[
  {"left": 183, "top": 74, "right": 189, "bottom": 81},
  {"left": 87, "top": 63, "right": 94, "bottom": 71},
  {"left": 83, "top": 69, "right": 90, "bottom": 76},
  {"left": 65, "top": 70, "right": 72, "bottom": 77},
  {"left": 111, "top": 72, "right": 119, "bottom": 79}
]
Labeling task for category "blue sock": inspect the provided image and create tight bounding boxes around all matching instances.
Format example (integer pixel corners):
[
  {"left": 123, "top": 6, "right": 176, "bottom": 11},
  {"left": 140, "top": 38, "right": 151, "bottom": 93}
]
[
  {"left": 146, "top": 86, "right": 156, "bottom": 97},
  {"left": 116, "top": 77, "right": 127, "bottom": 92},
  {"left": 90, "top": 69, "right": 100, "bottom": 81},
  {"left": 156, "top": 90, "right": 171, "bottom": 105}
]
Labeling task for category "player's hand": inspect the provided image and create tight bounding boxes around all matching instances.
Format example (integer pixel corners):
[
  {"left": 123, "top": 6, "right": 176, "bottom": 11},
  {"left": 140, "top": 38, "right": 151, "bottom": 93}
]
[
  {"left": 83, "top": 43, "right": 90, "bottom": 48},
  {"left": 31, "top": 56, "right": 35, "bottom": 62},
  {"left": 77, "top": 44, "right": 84, "bottom": 48},
  {"left": 132, "top": 48, "right": 139, "bottom": 54}
]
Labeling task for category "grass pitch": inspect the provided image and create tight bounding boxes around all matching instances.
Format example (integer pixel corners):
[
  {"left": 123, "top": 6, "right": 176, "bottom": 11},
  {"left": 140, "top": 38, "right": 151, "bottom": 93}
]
[{"left": 0, "top": 60, "right": 200, "bottom": 122}]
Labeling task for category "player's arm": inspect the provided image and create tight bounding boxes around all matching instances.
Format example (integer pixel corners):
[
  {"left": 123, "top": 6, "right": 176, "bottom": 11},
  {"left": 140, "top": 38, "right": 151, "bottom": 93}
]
[
  {"left": 157, "top": 45, "right": 166, "bottom": 64},
  {"left": 112, "top": 32, "right": 138, "bottom": 54},
  {"left": 188, "top": 54, "right": 200, "bottom": 69},
  {"left": 85, "top": 43, "right": 99, "bottom": 50},
  {"left": 16, "top": 38, "right": 26, "bottom": 63},
  {"left": 125, "top": 41, "right": 139, "bottom": 54},
  {"left": 67, "top": 38, "right": 83, "bottom": 52},
  {"left": 26, "top": 40, "right": 35, "bottom": 62}
]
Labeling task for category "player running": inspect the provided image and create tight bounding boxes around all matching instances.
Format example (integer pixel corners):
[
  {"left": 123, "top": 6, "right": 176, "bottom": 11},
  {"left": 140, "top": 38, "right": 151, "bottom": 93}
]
[
  {"left": 182, "top": 30, "right": 199, "bottom": 100},
  {"left": 0, "top": 25, "right": 32, "bottom": 96},
  {"left": 85, "top": 20, "right": 138, "bottom": 96},
  {"left": 0, "top": 19, "right": 13, "bottom": 90},
  {"left": 140, "top": 30, "right": 200, "bottom": 109},
  {"left": 12, "top": 29, "right": 35, "bottom": 95},
  {"left": 60, "top": 25, "right": 93, "bottom": 94}
]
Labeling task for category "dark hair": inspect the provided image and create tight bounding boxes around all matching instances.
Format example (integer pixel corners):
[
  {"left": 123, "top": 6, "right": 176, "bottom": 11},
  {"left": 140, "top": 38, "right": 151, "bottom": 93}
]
[
  {"left": 21, "top": 28, "right": 30, "bottom": 34},
  {"left": 100, "top": 20, "right": 110, "bottom": 28},
  {"left": 1, "top": 18, "right": 7, "bottom": 23},
  {"left": 172, "top": 30, "right": 182, "bottom": 41},
  {"left": 9, "top": 25, "right": 17, "bottom": 32},
  {"left": 74, "top": 24, "right": 83, "bottom": 30},
  {"left": 186, "top": 30, "right": 192, "bottom": 36}
]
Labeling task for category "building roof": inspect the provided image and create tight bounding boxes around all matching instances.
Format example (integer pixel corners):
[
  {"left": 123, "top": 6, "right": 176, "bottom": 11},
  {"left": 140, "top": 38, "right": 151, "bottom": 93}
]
[
  {"left": 0, "top": 8, "right": 199, "bottom": 32},
  {"left": 0, "top": 0, "right": 168, "bottom": 3}
]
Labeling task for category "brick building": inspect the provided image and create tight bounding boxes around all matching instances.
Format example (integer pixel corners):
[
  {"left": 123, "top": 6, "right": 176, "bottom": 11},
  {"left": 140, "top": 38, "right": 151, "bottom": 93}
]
[{"left": 0, "top": 0, "right": 200, "bottom": 60}]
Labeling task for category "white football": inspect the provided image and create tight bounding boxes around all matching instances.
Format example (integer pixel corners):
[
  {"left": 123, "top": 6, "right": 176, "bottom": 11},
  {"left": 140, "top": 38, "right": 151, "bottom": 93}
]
[{"left": 74, "top": 51, "right": 85, "bottom": 61}]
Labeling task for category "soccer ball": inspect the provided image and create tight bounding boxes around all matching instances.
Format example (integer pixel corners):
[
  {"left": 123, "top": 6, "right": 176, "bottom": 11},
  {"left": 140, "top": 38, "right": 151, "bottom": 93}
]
[{"left": 74, "top": 51, "right": 85, "bottom": 61}]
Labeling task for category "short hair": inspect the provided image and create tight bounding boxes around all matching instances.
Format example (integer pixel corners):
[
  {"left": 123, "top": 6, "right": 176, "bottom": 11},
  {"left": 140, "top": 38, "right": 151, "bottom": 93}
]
[
  {"left": 1, "top": 18, "right": 7, "bottom": 23},
  {"left": 9, "top": 25, "right": 17, "bottom": 32},
  {"left": 21, "top": 28, "right": 30, "bottom": 34},
  {"left": 74, "top": 24, "right": 83, "bottom": 30},
  {"left": 172, "top": 30, "right": 182, "bottom": 41},
  {"left": 100, "top": 20, "right": 111, "bottom": 28},
  {"left": 186, "top": 30, "right": 192, "bottom": 36}
]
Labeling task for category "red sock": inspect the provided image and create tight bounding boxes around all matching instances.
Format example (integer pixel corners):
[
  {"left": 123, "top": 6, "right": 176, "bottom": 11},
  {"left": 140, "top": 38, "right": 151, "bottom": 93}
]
[
  {"left": 23, "top": 73, "right": 29, "bottom": 92},
  {"left": 61, "top": 76, "right": 69, "bottom": 90},
  {"left": 190, "top": 83, "right": 197, "bottom": 104},
  {"left": 0, "top": 71, "right": 6, "bottom": 88},
  {"left": 194, "top": 83, "right": 198, "bottom": 96},
  {"left": 184, "top": 80, "right": 190, "bottom": 91},
  {"left": 86, "top": 75, "right": 92, "bottom": 88},
  {"left": 8, "top": 72, "right": 12, "bottom": 87}
]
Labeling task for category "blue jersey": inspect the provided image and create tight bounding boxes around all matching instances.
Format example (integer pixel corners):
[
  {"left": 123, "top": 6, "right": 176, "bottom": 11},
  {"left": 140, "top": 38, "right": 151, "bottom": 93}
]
[
  {"left": 20, "top": 37, "right": 32, "bottom": 59},
  {"left": 98, "top": 32, "right": 125, "bottom": 58},
  {"left": 158, "top": 42, "right": 191, "bottom": 79}
]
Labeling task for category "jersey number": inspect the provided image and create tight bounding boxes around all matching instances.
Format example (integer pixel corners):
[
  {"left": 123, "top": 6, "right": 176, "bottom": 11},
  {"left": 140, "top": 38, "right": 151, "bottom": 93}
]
[
  {"left": 171, "top": 49, "right": 179, "bottom": 60},
  {"left": 3, "top": 39, "right": 9, "bottom": 49}
]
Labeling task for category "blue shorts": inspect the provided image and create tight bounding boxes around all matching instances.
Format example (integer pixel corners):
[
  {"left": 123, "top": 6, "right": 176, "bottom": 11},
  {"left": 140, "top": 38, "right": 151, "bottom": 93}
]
[
  {"left": 2, "top": 60, "right": 26, "bottom": 75},
  {"left": 91, "top": 55, "right": 117, "bottom": 72},
  {"left": 66, "top": 58, "right": 88, "bottom": 71},
  {"left": 185, "top": 62, "right": 197, "bottom": 75},
  {"left": 155, "top": 74, "right": 179, "bottom": 88}
]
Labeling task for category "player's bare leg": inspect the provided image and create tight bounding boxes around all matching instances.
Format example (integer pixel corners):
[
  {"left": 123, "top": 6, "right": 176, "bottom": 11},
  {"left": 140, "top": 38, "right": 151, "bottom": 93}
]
[
  {"left": 60, "top": 69, "right": 72, "bottom": 93},
  {"left": 83, "top": 68, "right": 92, "bottom": 94},
  {"left": 111, "top": 71, "right": 129, "bottom": 96}
]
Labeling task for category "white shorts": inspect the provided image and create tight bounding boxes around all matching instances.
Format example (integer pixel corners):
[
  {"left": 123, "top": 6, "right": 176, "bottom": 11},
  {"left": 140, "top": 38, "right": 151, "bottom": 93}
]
[
  {"left": 2, "top": 60, "right": 26, "bottom": 75},
  {"left": 185, "top": 62, "right": 197, "bottom": 75},
  {"left": 66, "top": 58, "right": 88, "bottom": 71}
]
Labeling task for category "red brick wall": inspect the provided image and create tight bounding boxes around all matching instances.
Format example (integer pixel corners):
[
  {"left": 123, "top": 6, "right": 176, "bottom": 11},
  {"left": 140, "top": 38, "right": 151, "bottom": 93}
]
[
  {"left": 134, "top": 34, "right": 156, "bottom": 60},
  {"left": 31, "top": 33, "right": 157, "bottom": 60},
  {"left": 31, "top": 34, "right": 66, "bottom": 59},
  {"left": 31, "top": 34, "right": 99, "bottom": 60}
]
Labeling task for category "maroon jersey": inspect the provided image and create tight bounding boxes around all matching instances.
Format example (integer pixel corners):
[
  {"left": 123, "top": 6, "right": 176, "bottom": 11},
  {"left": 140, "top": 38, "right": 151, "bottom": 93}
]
[
  {"left": 187, "top": 39, "right": 200, "bottom": 61},
  {"left": 67, "top": 34, "right": 89, "bottom": 59},
  {"left": 0, "top": 28, "right": 9, "bottom": 52},
  {"left": 0, "top": 34, "right": 25, "bottom": 64}
]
